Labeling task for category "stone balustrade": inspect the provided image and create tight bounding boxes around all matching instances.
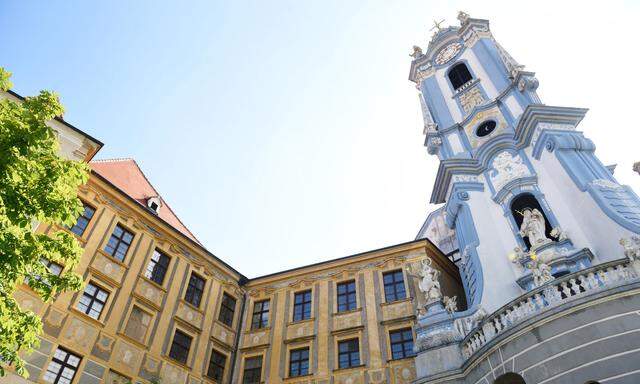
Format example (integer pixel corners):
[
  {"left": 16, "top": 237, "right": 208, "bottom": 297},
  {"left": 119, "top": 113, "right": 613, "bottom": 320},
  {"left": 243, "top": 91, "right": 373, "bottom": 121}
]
[{"left": 461, "top": 259, "right": 639, "bottom": 359}]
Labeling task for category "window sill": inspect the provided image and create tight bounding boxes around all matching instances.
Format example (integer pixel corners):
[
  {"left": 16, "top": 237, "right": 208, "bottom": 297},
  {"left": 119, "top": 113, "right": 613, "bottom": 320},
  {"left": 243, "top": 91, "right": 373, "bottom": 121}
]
[
  {"left": 70, "top": 308, "right": 106, "bottom": 328},
  {"left": 284, "top": 373, "right": 314, "bottom": 381},
  {"left": 287, "top": 317, "right": 315, "bottom": 326},
  {"left": 163, "top": 354, "right": 191, "bottom": 370},
  {"left": 333, "top": 364, "right": 366, "bottom": 372},
  {"left": 180, "top": 298, "right": 204, "bottom": 313},
  {"left": 214, "top": 319, "right": 237, "bottom": 333},
  {"left": 333, "top": 308, "right": 362, "bottom": 316},
  {"left": 116, "top": 331, "right": 149, "bottom": 350},
  {"left": 96, "top": 248, "right": 128, "bottom": 268},
  {"left": 387, "top": 355, "right": 416, "bottom": 363},
  {"left": 246, "top": 326, "right": 271, "bottom": 334},
  {"left": 380, "top": 297, "right": 413, "bottom": 307},
  {"left": 139, "top": 274, "right": 167, "bottom": 292}
]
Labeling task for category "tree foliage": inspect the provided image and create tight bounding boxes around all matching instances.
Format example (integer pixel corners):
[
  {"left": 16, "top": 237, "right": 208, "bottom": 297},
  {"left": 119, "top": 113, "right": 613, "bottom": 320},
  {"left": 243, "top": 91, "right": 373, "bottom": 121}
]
[{"left": 0, "top": 67, "right": 88, "bottom": 377}]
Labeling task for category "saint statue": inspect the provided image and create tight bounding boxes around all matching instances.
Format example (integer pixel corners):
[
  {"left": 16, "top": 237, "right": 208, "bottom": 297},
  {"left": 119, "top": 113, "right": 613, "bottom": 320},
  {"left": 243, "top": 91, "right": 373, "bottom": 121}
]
[
  {"left": 519, "top": 208, "right": 550, "bottom": 248},
  {"left": 417, "top": 258, "right": 443, "bottom": 304},
  {"left": 529, "top": 258, "right": 553, "bottom": 287}
]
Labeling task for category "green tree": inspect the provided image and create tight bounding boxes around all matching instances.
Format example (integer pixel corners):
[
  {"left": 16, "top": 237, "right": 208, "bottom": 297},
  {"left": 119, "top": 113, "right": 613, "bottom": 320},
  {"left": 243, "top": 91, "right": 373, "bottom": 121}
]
[{"left": 0, "top": 68, "right": 88, "bottom": 377}]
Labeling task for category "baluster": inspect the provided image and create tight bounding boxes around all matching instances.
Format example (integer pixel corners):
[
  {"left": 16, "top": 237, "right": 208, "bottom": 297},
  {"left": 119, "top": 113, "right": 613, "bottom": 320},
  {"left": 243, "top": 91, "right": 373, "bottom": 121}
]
[
  {"left": 493, "top": 317, "right": 502, "bottom": 334},
  {"left": 578, "top": 275, "right": 590, "bottom": 293},
  {"left": 534, "top": 293, "right": 544, "bottom": 310},
  {"left": 561, "top": 281, "right": 571, "bottom": 298},
  {"left": 569, "top": 278, "right": 580, "bottom": 295},
  {"left": 587, "top": 272, "right": 598, "bottom": 289}
]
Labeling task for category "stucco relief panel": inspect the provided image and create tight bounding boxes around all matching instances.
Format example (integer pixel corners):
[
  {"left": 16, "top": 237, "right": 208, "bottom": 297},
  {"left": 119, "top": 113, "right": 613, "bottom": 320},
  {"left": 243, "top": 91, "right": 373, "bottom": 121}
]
[
  {"left": 333, "top": 310, "right": 363, "bottom": 331},
  {"left": 390, "top": 361, "right": 417, "bottom": 384},
  {"left": 285, "top": 320, "right": 315, "bottom": 341},
  {"left": 242, "top": 329, "right": 270, "bottom": 348},
  {"left": 381, "top": 299, "right": 413, "bottom": 322},
  {"left": 211, "top": 322, "right": 235, "bottom": 347},
  {"left": 134, "top": 278, "right": 165, "bottom": 308},
  {"left": 111, "top": 339, "right": 144, "bottom": 375},
  {"left": 60, "top": 316, "right": 99, "bottom": 354},
  {"left": 14, "top": 289, "right": 46, "bottom": 316},
  {"left": 334, "top": 369, "right": 365, "bottom": 384},
  {"left": 176, "top": 301, "right": 203, "bottom": 329},
  {"left": 160, "top": 361, "right": 188, "bottom": 384},
  {"left": 91, "top": 251, "right": 125, "bottom": 284},
  {"left": 488, "top": 151, "right": 531, "bottom": 192}
]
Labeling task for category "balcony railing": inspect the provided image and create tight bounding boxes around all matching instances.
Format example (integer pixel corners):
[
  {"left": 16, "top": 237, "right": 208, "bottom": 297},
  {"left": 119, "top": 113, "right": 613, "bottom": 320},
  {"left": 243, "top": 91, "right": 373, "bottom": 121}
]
[{"left": 461, "top": 259, "right": 639, "bottom": 359}]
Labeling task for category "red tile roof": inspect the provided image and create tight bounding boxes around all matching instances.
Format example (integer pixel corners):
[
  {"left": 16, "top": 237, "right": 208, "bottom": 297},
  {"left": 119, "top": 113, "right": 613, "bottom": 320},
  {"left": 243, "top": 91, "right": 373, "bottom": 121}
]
[{"left": 90, "top": 158, "right": 200, "bottom": 244}]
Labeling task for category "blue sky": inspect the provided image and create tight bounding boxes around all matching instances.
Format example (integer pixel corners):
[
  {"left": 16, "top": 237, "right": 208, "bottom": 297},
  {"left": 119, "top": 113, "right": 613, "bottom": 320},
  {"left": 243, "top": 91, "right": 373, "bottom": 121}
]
[{"left": 3, "top": 0, "right": 640, "bottom": 277}]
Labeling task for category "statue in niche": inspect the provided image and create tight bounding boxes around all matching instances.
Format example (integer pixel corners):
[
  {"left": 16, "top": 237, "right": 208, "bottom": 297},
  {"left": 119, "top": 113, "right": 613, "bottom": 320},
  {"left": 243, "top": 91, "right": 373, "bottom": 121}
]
[
  {"left": 417, "top": 258, "right": 443, "bottom": 304},
  {"left": 518, "top": 208, "right": 550, "bottom": 249}
]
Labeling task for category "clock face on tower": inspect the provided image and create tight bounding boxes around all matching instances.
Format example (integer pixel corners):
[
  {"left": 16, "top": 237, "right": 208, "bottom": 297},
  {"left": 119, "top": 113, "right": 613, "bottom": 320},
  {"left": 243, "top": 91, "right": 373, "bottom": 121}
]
[{"left": 435, "top": 42, "right": 463, "bottom": 65}]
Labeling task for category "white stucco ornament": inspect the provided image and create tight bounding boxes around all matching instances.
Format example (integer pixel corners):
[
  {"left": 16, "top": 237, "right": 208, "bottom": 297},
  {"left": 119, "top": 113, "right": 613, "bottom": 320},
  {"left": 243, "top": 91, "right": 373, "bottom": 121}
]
[
  {"left": 443, "top": 296, "right": 457, "bottom": 314},
  {"left": 417, "top": 258, "right": 443, "bottom": 304},
  {"left": 519, "top": 208, "right": 550, "bottom": 249},
  {"left": 528, "top": 255, "right": 553, "bottom": 287},
  {"left": 620, "top": 236, "right": 640, "bottom": 263},
  {"left": 489, "top": 151, "right": 530, "bottom": 191},
  {"left": 435, "top": 42, "right": 462, "bottom": 65}
]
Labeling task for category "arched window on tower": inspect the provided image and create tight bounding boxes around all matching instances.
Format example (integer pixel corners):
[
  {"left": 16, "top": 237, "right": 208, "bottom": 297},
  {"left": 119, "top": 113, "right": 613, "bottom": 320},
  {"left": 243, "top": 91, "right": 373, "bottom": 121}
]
[
  {"left": 494, "top": 372, "right": 527, "bottom": 384},
  {"left": 510, "top": 193, "right": 554, "bottom": 250},
  {"left": 448, "top": 63, "right": 473, "bottom": 91}
]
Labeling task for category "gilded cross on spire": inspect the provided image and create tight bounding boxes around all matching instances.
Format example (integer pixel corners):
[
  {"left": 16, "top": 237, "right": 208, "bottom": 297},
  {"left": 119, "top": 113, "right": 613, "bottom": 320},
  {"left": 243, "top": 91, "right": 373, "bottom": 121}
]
[{"left": 430, "top": 19, "right": 445, "bottom": 33}]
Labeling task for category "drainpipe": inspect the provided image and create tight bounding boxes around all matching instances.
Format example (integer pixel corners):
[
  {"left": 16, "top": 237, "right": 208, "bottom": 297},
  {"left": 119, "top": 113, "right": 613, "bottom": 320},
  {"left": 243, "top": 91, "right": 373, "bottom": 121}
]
[{"left": 228, "top": 290, "right": 247, "bottom": 383}]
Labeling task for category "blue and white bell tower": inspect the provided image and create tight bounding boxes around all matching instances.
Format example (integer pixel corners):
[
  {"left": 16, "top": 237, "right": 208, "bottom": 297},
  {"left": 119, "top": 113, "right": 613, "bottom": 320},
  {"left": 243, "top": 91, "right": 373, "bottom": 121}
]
[{"left": 411, "top": 12, "right": 640, "bottom": 314}]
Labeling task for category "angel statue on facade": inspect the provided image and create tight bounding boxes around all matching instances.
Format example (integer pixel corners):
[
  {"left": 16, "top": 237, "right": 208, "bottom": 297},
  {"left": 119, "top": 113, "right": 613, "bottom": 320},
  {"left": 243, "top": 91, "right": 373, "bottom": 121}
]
[
  {"left": 620, "top": 236, "right": 640, "bottom": 262},
  {"left": 417, "top": 258, "right": 443, "bottom": 304},
  {"left": 443, "top": 296, "right": 457, "bottom": 314},
  {"left": 519, "top": 208, "right": 550, "bottom": 248},
  {"left": 528, "top": 254, "right": 553, "bottom": 287}
]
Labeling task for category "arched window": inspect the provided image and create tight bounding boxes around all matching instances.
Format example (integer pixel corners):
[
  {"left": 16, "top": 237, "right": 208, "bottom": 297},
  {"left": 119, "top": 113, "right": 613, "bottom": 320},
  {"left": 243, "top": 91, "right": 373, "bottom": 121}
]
[
  {"left": 448, "top": 63, "right": 473, "bottom": 91},
  {"left": 494, "top": 372, "right": 526, "bottom": 384},
  {"left": 510, "top": 193, "right": 554, "bottom": 250}
]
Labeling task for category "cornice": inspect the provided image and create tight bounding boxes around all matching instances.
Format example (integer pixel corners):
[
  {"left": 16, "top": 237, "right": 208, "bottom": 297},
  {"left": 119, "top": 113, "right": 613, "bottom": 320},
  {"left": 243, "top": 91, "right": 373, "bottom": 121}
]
[{"left": 429, "top": 104, "right": 589, "bottom": 204}]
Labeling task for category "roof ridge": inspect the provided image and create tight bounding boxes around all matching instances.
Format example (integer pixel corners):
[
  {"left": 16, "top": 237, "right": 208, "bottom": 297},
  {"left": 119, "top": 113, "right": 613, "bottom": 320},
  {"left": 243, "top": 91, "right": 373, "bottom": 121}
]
[
  {"left": 124, "top": 159, "right": 202, "bottom": 245},
  {"left": 91, "top": 157, "right": 135, "bottom": 163}
]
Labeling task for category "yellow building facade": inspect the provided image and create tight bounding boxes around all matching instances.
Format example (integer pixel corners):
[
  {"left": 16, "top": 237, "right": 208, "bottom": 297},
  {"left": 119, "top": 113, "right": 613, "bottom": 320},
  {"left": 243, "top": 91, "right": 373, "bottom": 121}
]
[{"left": 1, "top": 90, "right": 463, "bottom": 384}]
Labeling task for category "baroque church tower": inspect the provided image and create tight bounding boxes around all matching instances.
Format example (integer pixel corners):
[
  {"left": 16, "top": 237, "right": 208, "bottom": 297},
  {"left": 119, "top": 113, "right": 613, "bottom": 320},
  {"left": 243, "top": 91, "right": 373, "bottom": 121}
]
[
  {"left": 411, "top": 12, "right": 640, "bottom": 383},
  {"left": 412, "top": 12, "right": 640, "bottom": 312}
]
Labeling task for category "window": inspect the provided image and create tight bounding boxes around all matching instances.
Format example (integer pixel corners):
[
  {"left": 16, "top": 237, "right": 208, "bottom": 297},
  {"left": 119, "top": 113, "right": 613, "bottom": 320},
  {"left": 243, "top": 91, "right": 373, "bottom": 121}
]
[
  {"left": 145, "top": 249, "right": 170, "bottom": 285},
  {"left": 293, "top": 290, "right": 312, "bottom": 321},
  {"left": 251, "top": 300, "right": 270, "bottom": 330},
  {"left": 383, "top": 270, "right": 406, "bottom": 302},
  {"left": 43, "top": 347, "right": 81, "bottom": 384},
  {"left": 124, "top": 306, "right": 151, "bottom": 344},
  {"left": 169, "top": 329, "right": 192, "bottom": 364},
  {"left": 184, "top": 273, "right": 205, "bottom": 307},
  {"left": 389, "top": 328, "right": 415, "bottom": 360},
  {"left": 104, "top": 224, "right": 133, "bottom": 262},
  {"left": 218, "top": 292, "right": 237, "bottom": 327},
  {"left": 29, "top": 257, "right": 63, "bottom": 287},
  {"left": 448, "top": 62, "right": 473, "bottom": 90},
  {"left": 289, "top": 347, "right": 309, "bottom": 377},
  {"left": 242, "top": 356, "right": 263, "bottom": 384},
  {"left": 69, "top": 203, "right": 95, "bottom": 236},
  {"left": 476, "top": 120, "right": 497, "bottom": 137},
  {"left": 207, "top": 349, "right": 227, "bottom": 381},
  {"left": 338, "top": 339, "right": 360, "bottom": 369},
  {"left": 77, "top": 282, "right": 109, "bottom": 320},
  {"left": 337, "top": 280, "right": 357, "bottom": 312}
]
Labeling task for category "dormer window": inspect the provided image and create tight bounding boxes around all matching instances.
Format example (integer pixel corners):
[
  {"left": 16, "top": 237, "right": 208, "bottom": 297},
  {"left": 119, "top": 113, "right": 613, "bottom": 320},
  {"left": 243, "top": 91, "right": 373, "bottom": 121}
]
[
  {"left": 448, "top": 63, "right": 473, "bottom": 91},
  {"left": 147, "top": 196, "right": 162, "bottom": 214}
]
